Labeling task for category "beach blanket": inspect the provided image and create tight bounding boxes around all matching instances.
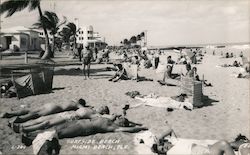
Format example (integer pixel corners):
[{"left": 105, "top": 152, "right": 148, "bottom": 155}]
[
  {"left": 134, "top": 131, "right": 218, "bottom": 155},
  {"left": 32, "top": 130, "right": 57, "bottom": 155},
  {"left": 133, "top": 96, "right": 193, "bottom": 110}
]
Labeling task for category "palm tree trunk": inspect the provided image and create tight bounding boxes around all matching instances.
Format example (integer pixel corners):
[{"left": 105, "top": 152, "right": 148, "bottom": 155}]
[
  {"left": 51, "top": 35, "right": 55, "bottom": 58},
  {"left": 37, "top": 5, "right": 51, "bottom": 60}
]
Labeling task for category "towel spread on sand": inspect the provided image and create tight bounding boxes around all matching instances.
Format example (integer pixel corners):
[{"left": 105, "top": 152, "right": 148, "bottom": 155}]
[
  {"left": 133, "top": 96, "right": 193, "bottom": 110},
  {"left": 133, "top": 131, "right": 218, "bottom": 155},
  {"left": 32, "top": 130, "right": 57, "bottom": 155}
]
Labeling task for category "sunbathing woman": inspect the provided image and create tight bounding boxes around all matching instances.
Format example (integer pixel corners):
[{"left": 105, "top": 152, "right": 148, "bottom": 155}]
[
  {"left": 108, "top": 64, "right": 129, "bottom": 82},
  {"left": 151, "top": 125, "right": 239, "bottom": 155},
  {"left": 1, "top": 99, "right": 87, "bottom": 124},
  {"left": 13, "top": 106, "right": 111, "bottom": 133},
  {"left": 22, "top": 116, "right": 147, "bottom": 146}
]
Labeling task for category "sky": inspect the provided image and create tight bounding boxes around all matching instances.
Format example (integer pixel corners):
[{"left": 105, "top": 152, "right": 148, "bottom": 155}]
[{"left": 1, "top": 0, "right": 250, "bottom": 46}]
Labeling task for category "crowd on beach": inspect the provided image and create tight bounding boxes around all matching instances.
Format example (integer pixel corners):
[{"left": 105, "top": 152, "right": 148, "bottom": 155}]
[{"left": 1, "top": 45, "right": 250, "bottom": 155}]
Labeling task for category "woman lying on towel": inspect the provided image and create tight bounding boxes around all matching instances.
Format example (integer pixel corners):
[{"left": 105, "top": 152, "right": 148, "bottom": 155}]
[
  {"left": 2, "top": 98, "right": 87, "bottom": 123},
  {"left": 150, "top": 125, "right": 249, "bottom": 155},
  {"left": 22, "top": 116, "right": 147, "bottom": 146},
  {"left": 12, "top": 106, "right": 111, "bottom": 133},
  {"left": 108, "top": 64, "right": 129, "bottom": 82}
]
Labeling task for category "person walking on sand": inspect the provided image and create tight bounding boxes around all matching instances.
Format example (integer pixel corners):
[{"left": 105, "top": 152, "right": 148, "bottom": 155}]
[{"left": 82, "top": 46, "right": 93, "bottom": 79}]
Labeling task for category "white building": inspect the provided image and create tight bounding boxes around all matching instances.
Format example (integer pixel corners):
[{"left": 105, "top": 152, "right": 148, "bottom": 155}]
[
  {"left": 76, "top": 25, "right": 106, "bottom": 49},
  {"left": 0, "top": 26, "right": 42, "bottom": 51}
]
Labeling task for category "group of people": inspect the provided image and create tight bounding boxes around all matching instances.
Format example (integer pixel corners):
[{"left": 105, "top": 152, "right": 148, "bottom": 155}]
[
  {"left": 2, "top": 98, "right": 249, "bottom": 155},
  {"left": 2, "top": 98, "right": 147, "bottom": 153}
]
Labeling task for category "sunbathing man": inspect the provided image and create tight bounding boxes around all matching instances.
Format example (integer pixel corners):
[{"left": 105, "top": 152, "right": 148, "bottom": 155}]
[
  {"left": 14, "top": 106, "right": 111, "bottom": 133},
  {"left": 108, "top": 64, "right": 129, "bottom": 82},
  {"left": 22, "top": 116, "right": 147, "bottom": 146},
  {"left": 151, "top": 125, "right": 239, "bottom": 155},
  {"left": 1, "top": 99, "right": 87, "bottom": 124}
]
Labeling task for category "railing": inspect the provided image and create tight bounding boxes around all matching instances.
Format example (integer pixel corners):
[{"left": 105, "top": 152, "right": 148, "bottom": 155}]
[{"left": 0, "top": 51, "right": 31, "bottom": 64}]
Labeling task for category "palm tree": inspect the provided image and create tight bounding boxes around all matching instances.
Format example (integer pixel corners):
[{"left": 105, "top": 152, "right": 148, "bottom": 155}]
[
  {"left": 59, "top": 27, "right": 71, "bottom": 44},
  {"left": 33, "top": 11, "right": 67, "bottom": 57},
  {"left": 65, "top": 22, "right": 78, "bottom": 49},
  {"left": 130, "top": 36, "right": 137, "bottom": 44},
  {"left": 0, "top": 0, "right": 51, "bottom": 60}
]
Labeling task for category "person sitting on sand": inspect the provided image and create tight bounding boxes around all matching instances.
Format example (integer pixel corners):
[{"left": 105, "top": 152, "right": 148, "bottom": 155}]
[
  {"left": 1, "top": 99, "right": 87, "bottom": 123},
  {"left": 108, "top": 64, "right": 129, "bottom": 82},
  {"left": 22, "top": 116, "right": 147, "bottom": 146},
  {"left": 163, "top": 65, "right": 180, "bottom": 80},
  {"left": 187, "top": 67, "right": 212, "bottom": 87},
  {"left": 82, "top": 46, "right": 93, "bottom": 79},
  {"left": 150, "top": 125, "right": 242, "bottom": 155},
  {"left": 167, "top": 56, "right": 175, "bottom": 64},
  {"left": 13, "top": 106, "right": 112, "bottom": 133}
]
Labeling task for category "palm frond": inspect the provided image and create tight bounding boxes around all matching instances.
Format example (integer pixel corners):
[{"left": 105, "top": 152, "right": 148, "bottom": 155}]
[
  {"left": 29, "top": 0, "right": 40, "bottom": 11},
  {"left": 0, "top": 0, "right": 30, "bottom": 17}
]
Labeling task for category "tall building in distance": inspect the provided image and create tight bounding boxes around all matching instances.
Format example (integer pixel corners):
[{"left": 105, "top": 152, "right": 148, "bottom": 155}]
[{"left": 76, "top": 25, "right": 106, "bottom": 49}]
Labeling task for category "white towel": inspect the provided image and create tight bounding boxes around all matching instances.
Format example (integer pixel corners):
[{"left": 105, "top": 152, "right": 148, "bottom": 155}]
[{"left": 32, "top": 130, "right": 57, "bottom": 155}]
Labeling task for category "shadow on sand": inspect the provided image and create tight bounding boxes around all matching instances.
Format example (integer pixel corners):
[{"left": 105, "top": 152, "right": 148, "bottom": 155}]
[{"left": 201, "top": 95, "right": 219, "bottom": 107}]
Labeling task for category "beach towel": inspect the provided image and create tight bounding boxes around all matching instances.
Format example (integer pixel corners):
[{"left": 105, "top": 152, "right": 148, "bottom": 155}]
[
  {"left": 32, "top": 130, "right": 57, "bottom": 155},
  {"left": 134, "top": 131, "right": 218, "bottom": 155},
  {"left": 133, "top": 96, "right": 193, "bottom": 110}
]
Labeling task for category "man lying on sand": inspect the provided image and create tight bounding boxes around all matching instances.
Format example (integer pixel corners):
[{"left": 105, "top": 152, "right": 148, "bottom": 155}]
[
  {"left": 1, "top": 99, "right": 87, "bottom": 123},
  {"left": 22, "top": 116, "right": 147, "bottom": 146},
  {"left": 12, "top": 105, "right": 111, "bottom": 133},
  {"left": 108, "top": 64, "right": 129, "bottom": 82},
  {"left": 150, "top": 125, "right": 249, "bottom": 155}
]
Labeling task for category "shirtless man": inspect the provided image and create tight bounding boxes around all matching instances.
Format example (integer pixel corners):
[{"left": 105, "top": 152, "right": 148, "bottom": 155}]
[
  {"left": 22, "top": 116, "right": 147, "bottom": 146},
  {"left": 82, "top": 46, "right": 93, "bottom": 79},
  {"left": 1, "top": 99, "right": 87, "bottom": 124},
  {"left": 14, "top": 106, "right": 111, "bottom": 133}
]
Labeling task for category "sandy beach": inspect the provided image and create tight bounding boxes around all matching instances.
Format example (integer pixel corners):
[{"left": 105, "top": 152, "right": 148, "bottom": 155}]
[{"left": 0, "top": 50, "right": 249, "bottom": 154}]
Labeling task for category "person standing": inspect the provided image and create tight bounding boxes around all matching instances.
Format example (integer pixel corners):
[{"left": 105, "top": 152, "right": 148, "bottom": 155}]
[
  {"left": 77, "top": 44, "right": 83, "bottom": 62},
  {"left": 82, "top": 46, "right": 93, "bottom": 79},
  {"left": 154, "top": 50, "right": 160, "bottom": 69}
]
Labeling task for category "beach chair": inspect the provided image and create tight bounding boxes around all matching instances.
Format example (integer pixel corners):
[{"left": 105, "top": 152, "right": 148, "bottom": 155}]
[
  {"left": 122, "top": 63, "right": 138, "bottom": 80},
  {"left": 11, "top": 66, "right": 54, "bottom": 99},
  {"left": 180, "top": 76, "right": 203, "bottom": 107}
]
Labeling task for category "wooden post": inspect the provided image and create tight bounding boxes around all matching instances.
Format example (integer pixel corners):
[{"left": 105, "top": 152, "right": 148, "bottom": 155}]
[{"left": 24, "top": 51, "right": 28, "bottom": 64}]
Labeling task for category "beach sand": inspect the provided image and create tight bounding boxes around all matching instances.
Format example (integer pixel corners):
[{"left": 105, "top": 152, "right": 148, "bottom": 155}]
[{"left": 0, "top": 52, "right": 249, "bottom": 154}]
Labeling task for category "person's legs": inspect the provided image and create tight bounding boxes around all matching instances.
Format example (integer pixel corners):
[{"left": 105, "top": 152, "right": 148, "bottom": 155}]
[
  {"left": 82, "top": 64, "right": 86, "bottom": 79},
  {"left": 22, "top": 121, "right": 49, "bottom": 133},
  {"left": 210, "top": 140, "right": 235, "bottom": 155},
  {"left": 87, "top": 63, "right": 91, "bottom": 78},
  {"left": 14, "top": 111, "right": 40, "bottom": 123},
  {"left": 1, "top": 109, "right": 30, "bottom": 118}
]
